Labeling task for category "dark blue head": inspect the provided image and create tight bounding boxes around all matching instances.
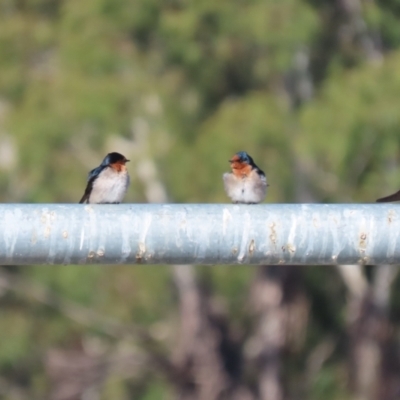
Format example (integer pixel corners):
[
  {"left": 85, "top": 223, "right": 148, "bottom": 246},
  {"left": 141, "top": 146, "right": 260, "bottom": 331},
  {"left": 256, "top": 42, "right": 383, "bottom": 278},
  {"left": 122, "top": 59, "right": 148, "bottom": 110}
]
[
  {"left": 236, "top": 151, "right": 253, "bottom": 164},
  {"left": 229, "top": 151, "right": 255, "bottom": 165},
  {"left": 101, "top": 152, "right": 129, "bottom": 167},
  {"left": 229, "top": 151, "right": 264, "bottom": 176},
  {"left": 88, "top": 152, "right": 129, "bottom": 182}
]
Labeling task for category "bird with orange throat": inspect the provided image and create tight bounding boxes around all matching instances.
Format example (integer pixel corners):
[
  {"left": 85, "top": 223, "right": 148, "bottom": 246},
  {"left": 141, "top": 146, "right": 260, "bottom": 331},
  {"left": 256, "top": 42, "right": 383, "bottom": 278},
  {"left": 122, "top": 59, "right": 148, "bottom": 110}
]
[
  {"left": 79, "top": 152, "right": 130, "bottom": 204},
  {"left": 223, "top": 151, "right": 268, "bottom": 204}
]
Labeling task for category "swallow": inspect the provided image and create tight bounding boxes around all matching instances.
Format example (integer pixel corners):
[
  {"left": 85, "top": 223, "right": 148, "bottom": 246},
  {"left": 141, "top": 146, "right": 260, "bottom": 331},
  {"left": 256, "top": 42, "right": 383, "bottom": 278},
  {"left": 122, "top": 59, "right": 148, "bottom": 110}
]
[
  {"left": 223, "top": 151, "right": 268, "bottom": 204},
  {"left": 376, "top": 190, "right": 400, "bottom": 203},
  {"left": 79, "top": 152, "right": 130, "bottom": 204}
]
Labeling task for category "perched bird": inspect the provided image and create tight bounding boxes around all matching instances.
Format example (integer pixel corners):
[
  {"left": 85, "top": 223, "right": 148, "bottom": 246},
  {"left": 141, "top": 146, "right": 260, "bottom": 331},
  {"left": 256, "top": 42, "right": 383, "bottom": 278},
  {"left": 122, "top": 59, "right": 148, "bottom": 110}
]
[
  {"left": 223, "top": 151, "right": 268, "bottom": 204},
  {"left": 376, "top": 190, "right": 400, "bottom": 203},
  {"left": 79, "top": 152, "right": 130, "bottom": 204}
]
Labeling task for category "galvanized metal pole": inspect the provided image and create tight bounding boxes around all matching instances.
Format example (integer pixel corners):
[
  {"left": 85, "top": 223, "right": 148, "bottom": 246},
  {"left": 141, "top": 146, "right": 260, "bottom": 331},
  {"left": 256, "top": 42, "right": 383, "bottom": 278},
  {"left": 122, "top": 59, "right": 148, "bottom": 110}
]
[{"left": 0, "top": 204, "right": 399, "bottom": 265}]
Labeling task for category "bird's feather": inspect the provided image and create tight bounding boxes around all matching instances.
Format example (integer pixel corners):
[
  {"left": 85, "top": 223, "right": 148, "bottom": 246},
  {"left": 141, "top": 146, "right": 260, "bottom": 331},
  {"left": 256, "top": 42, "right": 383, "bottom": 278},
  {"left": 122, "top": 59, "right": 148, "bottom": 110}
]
[{"left": 376, "top": 190, "right": 400, "bottom": 203}]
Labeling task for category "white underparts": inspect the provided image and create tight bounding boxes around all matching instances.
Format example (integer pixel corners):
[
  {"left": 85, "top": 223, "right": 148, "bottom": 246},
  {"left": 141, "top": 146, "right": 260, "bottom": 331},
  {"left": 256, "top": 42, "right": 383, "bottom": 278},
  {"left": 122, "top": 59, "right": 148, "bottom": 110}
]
[
  {"left": 89, "top": 167, "right": 130, "bottom": 204},
  {"left": 223, "top": 170, "right": 267, "bottom": 204}
]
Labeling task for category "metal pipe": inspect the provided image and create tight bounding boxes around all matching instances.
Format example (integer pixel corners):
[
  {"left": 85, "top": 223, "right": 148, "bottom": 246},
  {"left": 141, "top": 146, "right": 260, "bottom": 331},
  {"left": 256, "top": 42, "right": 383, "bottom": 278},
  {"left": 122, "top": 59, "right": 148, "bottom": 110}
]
[{"left": 0, "top": 204, "right": 399, "bottom": 265}]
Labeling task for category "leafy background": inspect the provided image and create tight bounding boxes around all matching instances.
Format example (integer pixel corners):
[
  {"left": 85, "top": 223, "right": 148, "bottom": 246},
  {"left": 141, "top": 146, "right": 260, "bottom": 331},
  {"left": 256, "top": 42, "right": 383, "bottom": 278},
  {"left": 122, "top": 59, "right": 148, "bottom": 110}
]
[{"left": 0, "top": 0, "right": 400, "bottom": 399}]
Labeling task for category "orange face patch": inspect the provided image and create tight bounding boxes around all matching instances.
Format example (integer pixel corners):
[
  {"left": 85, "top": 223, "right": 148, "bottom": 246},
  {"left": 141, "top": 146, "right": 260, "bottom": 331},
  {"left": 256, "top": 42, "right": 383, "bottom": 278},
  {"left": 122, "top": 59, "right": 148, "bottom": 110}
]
[
  {"left": 110, "top": 162, "right": 126, "bottom": 172},
  {"left": 230, "top": 161, "right": 252, "bottom": 178}
]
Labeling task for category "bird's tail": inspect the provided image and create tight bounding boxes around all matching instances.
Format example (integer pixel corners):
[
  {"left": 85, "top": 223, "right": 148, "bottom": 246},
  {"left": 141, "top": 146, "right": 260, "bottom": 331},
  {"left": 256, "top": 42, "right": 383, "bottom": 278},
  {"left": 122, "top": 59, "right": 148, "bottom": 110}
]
[
  {"left": 376, "top": 190, "right": 400, "bottom": 203},
  {"left": 79, "top": 195, "right": 88, "bottom": 204}
]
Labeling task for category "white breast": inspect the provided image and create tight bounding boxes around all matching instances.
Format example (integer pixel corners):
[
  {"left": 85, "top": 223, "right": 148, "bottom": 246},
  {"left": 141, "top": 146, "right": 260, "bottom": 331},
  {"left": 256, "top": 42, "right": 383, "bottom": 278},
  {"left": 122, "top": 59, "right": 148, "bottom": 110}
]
[
  {"left": 89, "top": 167, "right": 130, "bottom": 204},
  {"left": 223, "top": 170, "right": 267, "bottom": 204}
]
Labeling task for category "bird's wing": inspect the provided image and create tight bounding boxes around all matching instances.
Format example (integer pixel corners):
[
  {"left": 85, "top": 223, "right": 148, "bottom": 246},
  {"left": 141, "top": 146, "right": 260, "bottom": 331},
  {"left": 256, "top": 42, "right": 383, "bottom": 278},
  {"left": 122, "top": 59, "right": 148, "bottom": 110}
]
[
  {"left": 257, "top": 168, "right": 266, "bottom": 177},
  {"left": 79, "top": 180, "right": 94, "bottom": 204},
  {"left": 376, "top": 189, "right": 400, "bottom": 203},
  {"left": 78, "top": 165, "right": 105, "bottom": 204}
]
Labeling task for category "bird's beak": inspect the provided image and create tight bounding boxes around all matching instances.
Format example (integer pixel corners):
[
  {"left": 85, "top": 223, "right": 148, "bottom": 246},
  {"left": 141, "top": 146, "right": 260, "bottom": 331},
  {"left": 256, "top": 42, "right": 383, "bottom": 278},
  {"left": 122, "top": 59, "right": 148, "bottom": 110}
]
[{"left": 126, "top": 159, "right": 130, "bottom": 163}]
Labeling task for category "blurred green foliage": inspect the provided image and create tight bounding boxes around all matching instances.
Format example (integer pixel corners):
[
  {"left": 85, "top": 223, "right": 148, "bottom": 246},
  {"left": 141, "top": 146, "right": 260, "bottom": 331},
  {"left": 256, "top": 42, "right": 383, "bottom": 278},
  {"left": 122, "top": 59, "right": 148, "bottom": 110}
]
[{"left": 1, "top": 0, "right": 400, "bottom": 398}]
